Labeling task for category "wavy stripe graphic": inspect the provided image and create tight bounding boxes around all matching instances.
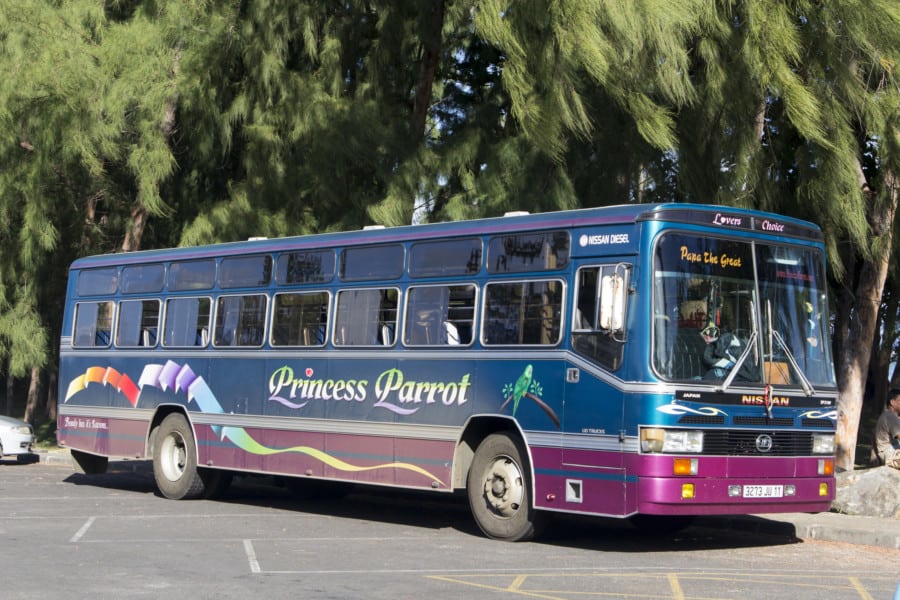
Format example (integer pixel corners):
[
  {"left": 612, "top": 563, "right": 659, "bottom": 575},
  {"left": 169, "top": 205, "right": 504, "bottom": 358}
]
[
  {"left": 219, "top": 426, "right": 445, "bottom": 483},
  {"left": 135, "top": 361, "right": 446, "bottom": 486},
  {"left": 656, "top": 403, "right": 728, "bottom": 417},
  {"left": 799, "top": 409, "right": 837, "bottom": 420}
]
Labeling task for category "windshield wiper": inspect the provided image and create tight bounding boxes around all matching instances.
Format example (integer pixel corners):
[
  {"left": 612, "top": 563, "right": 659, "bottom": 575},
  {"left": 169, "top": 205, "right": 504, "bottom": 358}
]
[
  {"left": 770, "top": 330, "right": 816, "bottom": 397},
  {"left": 718, "top": 331, "right": 758, "bottom": 393}
]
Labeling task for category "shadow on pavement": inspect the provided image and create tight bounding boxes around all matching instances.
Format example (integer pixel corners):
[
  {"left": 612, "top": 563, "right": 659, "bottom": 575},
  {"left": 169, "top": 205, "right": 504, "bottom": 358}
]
[{"left": 57, "top": 460, "right": 802, "bottom": 553}]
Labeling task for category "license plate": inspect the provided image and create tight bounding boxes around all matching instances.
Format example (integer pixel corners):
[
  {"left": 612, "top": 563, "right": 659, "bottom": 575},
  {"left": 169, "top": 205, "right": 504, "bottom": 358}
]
[{"left": 743, "top": 485, "right": 783, "bottom": 498}]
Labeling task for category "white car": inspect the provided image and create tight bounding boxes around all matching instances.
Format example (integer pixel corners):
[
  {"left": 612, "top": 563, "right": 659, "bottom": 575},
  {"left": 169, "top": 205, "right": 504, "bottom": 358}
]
[{"left": 0, "top": 415, "right": 35, "bottom": 462}]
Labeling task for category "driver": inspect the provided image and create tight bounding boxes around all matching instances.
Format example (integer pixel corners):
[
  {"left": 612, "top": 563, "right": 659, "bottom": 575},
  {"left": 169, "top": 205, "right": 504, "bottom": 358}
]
[{"left": 702, "top": 324, "right": 757, "bottom": 381}]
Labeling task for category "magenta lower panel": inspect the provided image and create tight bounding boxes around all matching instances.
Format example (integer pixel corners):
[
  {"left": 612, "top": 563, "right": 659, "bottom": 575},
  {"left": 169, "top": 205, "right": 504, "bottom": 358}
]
[
  {"left": 530, "top": 446, "right": 634, "bottom": 517},
  {"left": 527, "top": 447, "right": 833, "bottom": 518},
  {"left": 628, "top": 454, "right": 834, "bottom": 515},
  {"left": 194, "top": 424, "right": 455, "bottom": 490},
  {"left": 58, "top": 415, "right": 147, "bottom": 458}
]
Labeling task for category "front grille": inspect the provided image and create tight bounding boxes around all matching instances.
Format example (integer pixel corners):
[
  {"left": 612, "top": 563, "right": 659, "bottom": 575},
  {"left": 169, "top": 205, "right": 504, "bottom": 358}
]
[
  {"left": 678, "top": 415, "right": 726, "bottom": 425},
  {"left": 700, "top": 430, "right": 813, "bottom": 456},
  {"left": 733, "top": 416, "right": 794, "bottom": 427},
  {"left": 801, "top": 418, "right": 833, "bottom": 429}
]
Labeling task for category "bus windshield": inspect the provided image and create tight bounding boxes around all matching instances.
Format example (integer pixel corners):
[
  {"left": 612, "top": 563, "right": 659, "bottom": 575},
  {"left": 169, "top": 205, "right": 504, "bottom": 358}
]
[{"left": 653, "top": 233, "right": 835, "bottom": 388}]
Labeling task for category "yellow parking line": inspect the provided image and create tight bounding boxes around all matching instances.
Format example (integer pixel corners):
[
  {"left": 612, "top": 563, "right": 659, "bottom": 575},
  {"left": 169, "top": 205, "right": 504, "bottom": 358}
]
[
  {"left": 509, "top": 574, "right": 529, "bottom": 591},
  {"left": 428, "top": 575, "right": 565, "bottom": 600},
  {"left": 848, "top": 576, "right": 874, "bottom": 600},
  {"left": 667, "top": 573, "right": 685, "bottom": 600}
]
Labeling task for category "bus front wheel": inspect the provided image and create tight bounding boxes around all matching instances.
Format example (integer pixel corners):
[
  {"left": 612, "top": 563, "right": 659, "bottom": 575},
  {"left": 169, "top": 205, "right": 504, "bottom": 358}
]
[
  {"left": 152, "top": 413, "right": 230, "bottom": 500},
  {"left": 467, "top": 432, "right": 542, "bottom": 541}
]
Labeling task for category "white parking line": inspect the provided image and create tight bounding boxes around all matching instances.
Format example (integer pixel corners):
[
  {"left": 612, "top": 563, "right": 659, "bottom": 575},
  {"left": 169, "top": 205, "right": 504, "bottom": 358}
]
[
  {"left": 70, "top": 516, "right": 96, "bottom": 543},
  {"left": 243, "top": 539, "right": 261, "bottom": 574}
]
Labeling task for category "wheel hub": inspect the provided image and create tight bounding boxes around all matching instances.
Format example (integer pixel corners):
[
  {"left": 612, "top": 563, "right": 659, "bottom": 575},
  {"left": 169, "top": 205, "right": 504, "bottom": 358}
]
[
  {"left": 482, "top": 456, "right": 524, "bottom": 517},
  {"left": 160, "top": 432, "right": 187, "bottom": 482}
]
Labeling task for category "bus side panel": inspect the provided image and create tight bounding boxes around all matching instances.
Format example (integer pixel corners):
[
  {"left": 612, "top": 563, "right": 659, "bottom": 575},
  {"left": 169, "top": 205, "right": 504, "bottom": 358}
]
[
  {"left": 532, "top": 446, "right": 632, "bottom": 517},
  {"left": 58, "top": 414, "right": 148, "bottom": 459},
  {"left": 194, "top": 425, "right": 454, "bottom": 489},
  {"left": 57, "top": 354, "right": 152, "bottom": 459}
]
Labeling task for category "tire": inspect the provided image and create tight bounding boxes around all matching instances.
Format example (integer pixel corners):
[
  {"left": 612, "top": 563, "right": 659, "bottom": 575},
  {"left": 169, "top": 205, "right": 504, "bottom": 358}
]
[
  {"left": 467, "top": 432, "right": 542, "bottom": 541},
  {"left": 152, "top": 413, "right": 209, "bottom": 499},
  {"left": 198, "top": 467, "right": 233, "bottom": 499},
  {"left": 71, "top": 449, "right": 109, "bottom": 474}
]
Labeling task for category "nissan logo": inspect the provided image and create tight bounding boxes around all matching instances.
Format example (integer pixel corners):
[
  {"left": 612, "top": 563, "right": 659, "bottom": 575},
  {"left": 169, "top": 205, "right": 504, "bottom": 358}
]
[{"left": 755, "top": 434, "right": 774, "bottom": 453}]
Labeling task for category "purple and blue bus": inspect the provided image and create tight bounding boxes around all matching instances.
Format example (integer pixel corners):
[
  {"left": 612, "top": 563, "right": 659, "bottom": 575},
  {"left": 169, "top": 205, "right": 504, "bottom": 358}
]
[{"left": 57, "top": 203, "right": 837, "bottom": 540}]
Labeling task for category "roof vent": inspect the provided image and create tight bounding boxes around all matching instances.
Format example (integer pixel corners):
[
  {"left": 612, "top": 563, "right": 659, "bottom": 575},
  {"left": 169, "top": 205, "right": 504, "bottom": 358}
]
[
  {"left": 503, "top": 211, "right": 530, "bottom": 217},
  {"left": 247, "top": 236, "right": 268, "bottom": 241},
  {"left": 362, "top": 225, "right": 386, "bottom": 230}
]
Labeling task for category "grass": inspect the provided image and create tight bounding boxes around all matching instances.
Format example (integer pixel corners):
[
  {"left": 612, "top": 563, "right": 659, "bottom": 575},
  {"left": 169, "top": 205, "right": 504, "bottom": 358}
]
[{"left": 33, "top": 417, "right": 60, "bottom": 449}]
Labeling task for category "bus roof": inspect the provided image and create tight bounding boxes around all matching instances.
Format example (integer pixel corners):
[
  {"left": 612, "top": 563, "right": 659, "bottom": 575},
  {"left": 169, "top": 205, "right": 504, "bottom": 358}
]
[{"left": 69, "top": 203, "right": 822, "bottom": 269}]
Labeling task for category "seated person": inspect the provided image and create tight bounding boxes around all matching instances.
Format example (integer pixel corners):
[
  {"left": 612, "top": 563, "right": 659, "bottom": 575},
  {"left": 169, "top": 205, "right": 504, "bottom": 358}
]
[
  {"left": 873, "top": 388, "right": 900, "bottom": 469},
  {"left": 701, "top": 325, "right": 758, "bottom": 381}
]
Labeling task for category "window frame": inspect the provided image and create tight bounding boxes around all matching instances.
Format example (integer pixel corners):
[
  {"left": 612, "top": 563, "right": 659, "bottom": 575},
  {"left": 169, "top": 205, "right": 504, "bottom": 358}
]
[
  {"left": 115, "top": 298, "right": 161, "bottom": 348},
  {"left": 480, "top": 278, "right": 566, "bottom": 347},
  {"left": 270, "top": 290, "right": 331, "bottom": 348},
  {"left": 218, "top": 255, "right": 273, "bottom": 289},
  {"left": 168, "top": 260, "right": 216, "bottom": 292},
  {"left": 77, "top": 268, "right": 119, "bottom": 296},
  {"left": 339, "top": 244, "right": 405, "bottom": 282},
  {"left": 121, "top": 264, "right": 165, "bottom": 294},
  {"left": 408, "top": 238, "right": 483, "bottom": 278},
  {"left": 332, "top": 286, "right": 401, "bottom": 347},
  {"left": 275, "top": 249, "right": 336, "bottom": 286},
  {"left": 161, "top": 296, "right": 213, "bottom": 348},
  {"left": 402, "top": 283, "right": 478, "bottom": 348},
  {"left": 73, "top": 301, "right": 115, "bottom": 348},
  {"left": 212, "top": 293, "right": 269, "bottom": 348}
]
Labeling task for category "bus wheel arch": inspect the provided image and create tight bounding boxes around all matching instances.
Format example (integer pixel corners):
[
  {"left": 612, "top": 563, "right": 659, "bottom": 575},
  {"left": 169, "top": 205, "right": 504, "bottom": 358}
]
[
  {"left": 456, "top": 417, "right": 544, "bottom": 541},
  {"left": 150, "top": 409, "right": 231, "bottom": 500}
]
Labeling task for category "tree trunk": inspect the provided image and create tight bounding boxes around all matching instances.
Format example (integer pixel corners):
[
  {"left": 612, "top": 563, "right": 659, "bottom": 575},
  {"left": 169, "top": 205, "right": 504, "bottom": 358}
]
[
  {"left": 46, "top": 371, "right": 57, "bottom": 421},
  {"left": 121, "top": 202, "right": 148, "bottom": 252},
  {"left": 834, "top": 168, "right": 898, "bottom": 471},
  {"left": 870, "top": 289, "right": 896, "bottom": 412},
  {"left": 4, "top": 369, "right": 12, "bottom": 416},
  {"left": 23, "top": 365, "right": 41, "bottom": 425},
  {"left": 411, "top": 1, "right": 444, "bottom": 142}
]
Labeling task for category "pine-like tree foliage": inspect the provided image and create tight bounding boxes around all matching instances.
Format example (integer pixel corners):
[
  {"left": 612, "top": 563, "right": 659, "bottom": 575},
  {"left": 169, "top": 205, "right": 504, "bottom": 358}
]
[{"left": 1, "top": 0, "right": 899, "bottom": 449}]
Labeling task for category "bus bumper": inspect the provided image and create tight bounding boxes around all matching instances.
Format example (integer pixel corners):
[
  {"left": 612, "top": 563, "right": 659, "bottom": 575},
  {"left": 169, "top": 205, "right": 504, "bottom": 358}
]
[{"left": 631, "top": 454, "right": 834, "bottom": 515}]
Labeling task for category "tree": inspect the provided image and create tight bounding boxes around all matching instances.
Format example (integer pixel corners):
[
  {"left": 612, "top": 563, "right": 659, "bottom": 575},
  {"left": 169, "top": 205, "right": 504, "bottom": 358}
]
[{"left": 0, "top": 1, "right": 189, "bottom": 418}]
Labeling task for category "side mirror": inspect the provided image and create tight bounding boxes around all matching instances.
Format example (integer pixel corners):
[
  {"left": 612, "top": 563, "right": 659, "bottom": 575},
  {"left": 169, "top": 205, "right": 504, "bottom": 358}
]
[{"left": 599, "top": 271, "right": 626, "bottom": 332}]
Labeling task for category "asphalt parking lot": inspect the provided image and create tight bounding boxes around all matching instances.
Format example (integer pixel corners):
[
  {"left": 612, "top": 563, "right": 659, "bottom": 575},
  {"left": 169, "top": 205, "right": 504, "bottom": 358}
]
[{"left": 2, "top": 458, "right": 898, "bottom": 599}]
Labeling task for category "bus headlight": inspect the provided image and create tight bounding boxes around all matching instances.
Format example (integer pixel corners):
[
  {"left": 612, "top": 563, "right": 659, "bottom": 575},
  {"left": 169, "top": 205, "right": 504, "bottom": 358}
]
[
  {"left": 641, "top": 428, "right": 704, "bottom": 453},
  {"left": 812, "top": 433, "right": 835, "bottom": 455}
]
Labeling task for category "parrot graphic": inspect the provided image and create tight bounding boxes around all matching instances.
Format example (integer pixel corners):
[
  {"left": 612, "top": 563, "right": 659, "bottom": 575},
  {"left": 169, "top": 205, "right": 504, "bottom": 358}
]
[
  {"left": 511, "top": 364, "right": 532, "bottom": 416},
  {"left": 499, "top": 364, "right": 560, "bottom": 428}
]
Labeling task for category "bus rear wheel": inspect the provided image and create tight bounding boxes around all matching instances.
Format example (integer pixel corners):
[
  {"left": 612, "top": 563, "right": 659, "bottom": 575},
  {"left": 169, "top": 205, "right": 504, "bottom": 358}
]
[
  {"left": 152, "top": 413, "right": 230, "bottom": 499},
  {"left": 467, "top": 432, "right": 542, "bottom": 541}
]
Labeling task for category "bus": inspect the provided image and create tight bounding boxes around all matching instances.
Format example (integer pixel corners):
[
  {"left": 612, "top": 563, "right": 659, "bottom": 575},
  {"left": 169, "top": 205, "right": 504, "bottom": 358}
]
[{"left": 57, "top": 203, "right": 837, "bottom": 541}]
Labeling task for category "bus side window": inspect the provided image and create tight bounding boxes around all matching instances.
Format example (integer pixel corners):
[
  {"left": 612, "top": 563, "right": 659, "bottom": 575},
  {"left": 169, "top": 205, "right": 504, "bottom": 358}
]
[
  {"left": 334, "top": 288, "right": 399, "bottom": 346},
  {"left": 214, "top": 295, "right": 267, "bottom": 347},
  {"left": 483, "top": 280, "right": 562, "bottom": 346},
  {"left": 571, "top": 265, "right": 629, "bottom": 370},
  {"left": 73, "top": 301, "right": 114, "bottom": 348},
  {"left": 116, "top": 299, "right": 160, "bottom": 347},
  {"left": 404, "top": 285, "right": 474, "bottom": 346},
  {"left": 163, "top": 297, "right": 211, "bottom": 347},
  {"left": 271, "top": 291, "right": 329, "bottom": 347}
]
